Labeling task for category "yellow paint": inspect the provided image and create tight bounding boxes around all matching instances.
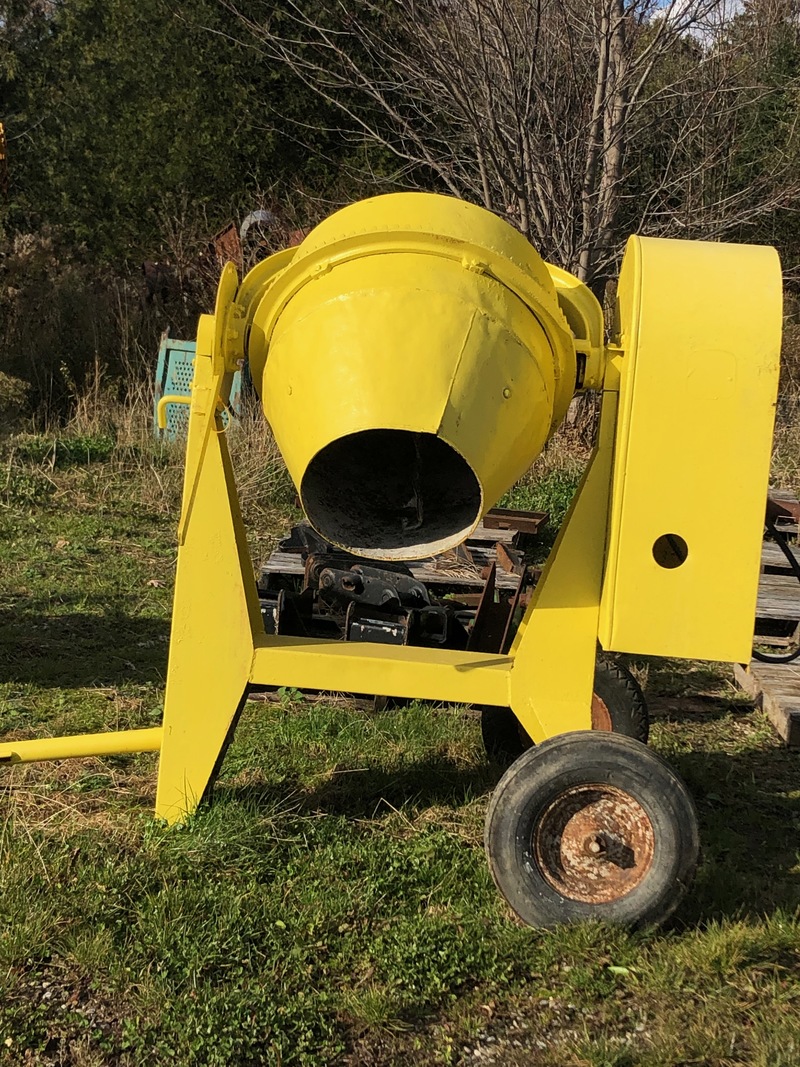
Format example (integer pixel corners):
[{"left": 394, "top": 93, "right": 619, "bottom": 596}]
[
  {"left": 156, "top": 394, "right": 190, "bottom": 429},
  {"left": 508, "top": 392, "right": 617, "bottom": 741},
  {"left": 251, "top": 638, "right": 510, "bottom": 707},
  {"left": 0, "top": 728, "right": 162, "bottom": 763},
  {"left": 546, "top": 264, "right": 606, "bottom": 389},
  {"left": 598, "top": 236, "right": 782, "bottom": 661},
  {"left": 246, "top": 193, "right": 578, "bottom": 558},
  {"left": 0, "top": 196, "right": 782, "bottom": 826},
  {"left": 154, "top": 300, "right": 263, "bottom": 824}
]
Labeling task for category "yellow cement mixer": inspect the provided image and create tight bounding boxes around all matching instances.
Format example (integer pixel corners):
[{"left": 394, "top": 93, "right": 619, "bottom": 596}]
[{"left": 0, "top": 193, "right": 782, "bottom": 928}]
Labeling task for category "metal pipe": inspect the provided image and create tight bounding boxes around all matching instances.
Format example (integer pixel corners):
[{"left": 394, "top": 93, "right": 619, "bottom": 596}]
[
  {"left": 156, "top": 394, "right": 191, "bottom": 429},
  {"left": 0, "top": 727, "right": 163, "bottom": 764}
]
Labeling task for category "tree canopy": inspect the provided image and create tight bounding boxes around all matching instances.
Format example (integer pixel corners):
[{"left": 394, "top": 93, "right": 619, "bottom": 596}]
[{"left": 1, "top": 0, "right": 354, "bottom": 260}]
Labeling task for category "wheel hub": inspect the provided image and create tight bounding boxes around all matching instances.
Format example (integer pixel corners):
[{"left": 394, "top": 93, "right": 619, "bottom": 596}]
[
  {"left": 532, "top": 784, "right": 655, "bottom": 904},
  {"left": 590, "top": 692, "right": 613, "bottom": 731}
]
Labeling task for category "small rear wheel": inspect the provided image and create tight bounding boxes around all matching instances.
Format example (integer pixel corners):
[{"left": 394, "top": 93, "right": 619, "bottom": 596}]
[
  {"left": 484, "top": 732, "right": 699, "bottom": 928},
  {"left": 592, "top": 659, "right": 648, "bottom": 741},
  {"left": 481, "top": 658, "right": 648, "bottom": 765}
]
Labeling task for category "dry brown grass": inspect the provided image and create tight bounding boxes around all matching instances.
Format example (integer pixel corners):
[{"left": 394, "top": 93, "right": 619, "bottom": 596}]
[
  {"left": 1, "top": 758, "right": 156, "bottom": 840},
  {"left": 7, "top": 364, "right": 297, "bottom": 550},
  {"left": 533, "top": 425, "right": 592, "bottom": 478},
  {"left": 225, "top": 396, "right": 297, "bottom": 555}
]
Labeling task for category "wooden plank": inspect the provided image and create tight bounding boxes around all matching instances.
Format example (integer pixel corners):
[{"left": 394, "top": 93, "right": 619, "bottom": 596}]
[
  {"left": 755, "top": 610, "right": 800, "bottom": 624},
  {"left": 758, "top": 572, "right": 800, "bottom": 595},
  {"left": 469, "top": 523, "right": 516, "bottom": 545},
  {"left": 756, "top": 592, "right": 800, "bottom": 606},
  {"left": 733, "top": 661, "right": 759, "bottom": 699},
  {"left": 755, "top": 605, "right": 800, "bottom": 622},
  {"left": 260, "top": 548, "right": 522, "bottom": 590},
  {"left": 734, "top": 660, "right": 800, "bottom": 747},
  {"left": 769, "top": 487, "right": 800, "bottom": 504},
  {"left": 755, "top": 560, "right": 800, "bottom": 620},
  {"left": 762, "top": 541, "right": 800, "bottom": 568}
]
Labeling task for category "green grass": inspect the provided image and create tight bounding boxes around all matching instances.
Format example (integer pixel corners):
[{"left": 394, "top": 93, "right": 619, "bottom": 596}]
[
  {"left": 499, "top": 467, "right": 583, "bottom": 529},
  {"left": 11, "top": 432, "right": 118, "bottom": 468},
  {"left": 499, "top": 456, "right": 585, "bottom": 562},
  {"left": 0, "top": 437, "right": 799, "bottom": 1066}
]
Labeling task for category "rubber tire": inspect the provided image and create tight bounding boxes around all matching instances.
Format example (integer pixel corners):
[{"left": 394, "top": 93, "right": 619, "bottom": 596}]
[
  {"left": 593, "top": 659, "right": 649, "bottom": 743},
  {"left": 484, "top": 731, "right": 700, "bottom": 929},
  {"left": 481, "top": 658, "right": 648, "bottom": 766}
]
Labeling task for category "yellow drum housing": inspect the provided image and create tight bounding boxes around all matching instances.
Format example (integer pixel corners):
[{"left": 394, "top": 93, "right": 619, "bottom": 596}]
[{"left": 246, "top": 194, "right": 578, "bottom": 559}]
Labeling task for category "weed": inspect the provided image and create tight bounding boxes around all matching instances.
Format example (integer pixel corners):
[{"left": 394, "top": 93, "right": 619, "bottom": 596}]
[
  {"left": 1, "top": 466, "right": 55, "bottom": 507},
  {"left": 13, "top": 432, "right": 116, "bottom": 468},
  {"left": 501, "top": 466, "right": 583, "bottom": 526}
]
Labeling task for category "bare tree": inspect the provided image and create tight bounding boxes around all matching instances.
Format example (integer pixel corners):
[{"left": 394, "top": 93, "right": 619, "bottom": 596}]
[{"left": 231, "top": 0, "right": 800, "bottom": 288}]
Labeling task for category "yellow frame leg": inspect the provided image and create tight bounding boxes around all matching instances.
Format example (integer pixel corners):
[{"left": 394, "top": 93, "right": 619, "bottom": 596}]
[
  {"left": 154, "top": 310, "right": 263, "bottom": 824},
  {"left": 507, "top": 391, "right": 617, "bottom": 742}
]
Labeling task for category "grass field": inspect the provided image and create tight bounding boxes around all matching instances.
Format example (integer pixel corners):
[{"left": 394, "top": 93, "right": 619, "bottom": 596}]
[{"left": 0, "top": 426, "right": 799, "bottom": 1067}]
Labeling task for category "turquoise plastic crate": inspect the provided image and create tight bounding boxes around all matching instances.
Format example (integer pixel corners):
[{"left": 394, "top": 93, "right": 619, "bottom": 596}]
[{"left": 154, "top": 337, "right": 243, "bottom": 441}]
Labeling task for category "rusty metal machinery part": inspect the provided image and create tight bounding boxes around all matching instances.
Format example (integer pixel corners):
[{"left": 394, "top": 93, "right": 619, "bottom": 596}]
[
  {"left": 532, "top": 784, "right": 655, "bottom": 904},
  {"left": 481, "top": 658, "right": 648, "bottom": 766},
  {"left": 318, "top": 563, "right": 430, "bottom": 610},
  {"left": 258, "top": 531, "right": 476, "bottom": 652},
  {"left": 484, "top": 731, "right": 700, "bottom": 928},
  {"left": 590, "top": 693, "right": 614, "bottom": 732}
]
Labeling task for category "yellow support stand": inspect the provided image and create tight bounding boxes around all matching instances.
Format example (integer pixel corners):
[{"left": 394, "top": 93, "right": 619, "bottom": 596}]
[
  {"left": 154, "top": 306, "right": 264, "bottom": 822},
  {"left": 152, "top": 358, "right": 613, "bottom": 819}
]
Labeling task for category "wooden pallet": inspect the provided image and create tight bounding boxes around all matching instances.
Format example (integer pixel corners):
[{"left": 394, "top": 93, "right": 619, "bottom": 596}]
[
  {"left": 756, "top": 571, "right": 800, "bottom": 621},
  {"left": 761, "top": 540, "right": 800, "bottom": 569},
  {"left": 260, "top": 511, "right": 546, "bottom": 593},
  {"left": 734, "top": 660, "right": 800, "bottom": 747},
  {"left": 261, "top": 547, "right": 526, "bottom": 591},
  {"left": 734, "top": 487, "right": 800, "bottom": 747},
  {"left": 755, "top": 491, "right": 800, "bottom": 624}
]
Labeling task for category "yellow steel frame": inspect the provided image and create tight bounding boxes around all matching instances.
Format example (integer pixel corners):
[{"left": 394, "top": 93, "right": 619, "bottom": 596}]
[
  {"left": 151, "top": 309, "right": 612, "bottom": 820},
  {"left": 0, "top": 309, "right": 611, "bottom": 819},
  {"left": 0, "top": 236, "right": 780, "bottom": 825}
]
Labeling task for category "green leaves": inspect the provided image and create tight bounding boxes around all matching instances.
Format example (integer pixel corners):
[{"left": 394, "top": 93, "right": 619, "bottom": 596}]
[{"left": 1, "top": 0, "right": 344, "bottom": 260}]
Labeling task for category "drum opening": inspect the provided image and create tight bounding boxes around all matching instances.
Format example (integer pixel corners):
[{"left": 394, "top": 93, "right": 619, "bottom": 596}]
[{"left": 301, "top": 429, "right": 482, "bottom": 560}]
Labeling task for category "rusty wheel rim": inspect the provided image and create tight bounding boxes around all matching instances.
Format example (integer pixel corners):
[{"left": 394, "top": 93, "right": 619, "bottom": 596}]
[
  {"left": 532, "top": 784, "right": 655, "bottom": 904},
  {"left": 591, "top": 692, "right": 613, "bottom": 731}
]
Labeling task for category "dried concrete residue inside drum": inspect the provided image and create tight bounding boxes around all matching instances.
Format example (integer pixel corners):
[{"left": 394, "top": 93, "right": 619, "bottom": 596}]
[{"left": 301, "top": 429, "right": 482, "bottom": 559}]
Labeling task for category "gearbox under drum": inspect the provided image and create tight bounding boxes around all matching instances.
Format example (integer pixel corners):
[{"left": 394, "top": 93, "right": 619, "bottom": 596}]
[{"left": 256, "top": 514, "right": 537, "bottom": 659}]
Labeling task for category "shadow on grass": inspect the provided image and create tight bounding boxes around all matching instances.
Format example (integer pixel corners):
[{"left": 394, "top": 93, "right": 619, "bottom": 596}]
[
  {"left": 669, "top": 744, "right": 800, "bottom": 923},
  {"left": 647, "top": 693, "right": 743, "bottom": 723},
  {"left": 219, "top": 739, "right": 800, "bottom": 925},
  {"left": 626, "top": 657, "right": 732, "bottom": 700},
  {"left": 0, "top": 598, "right": 170, "bottom": 686},
  {"left": 217, "top": 753, "right": 496, "bottom": 820}
]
